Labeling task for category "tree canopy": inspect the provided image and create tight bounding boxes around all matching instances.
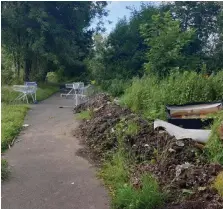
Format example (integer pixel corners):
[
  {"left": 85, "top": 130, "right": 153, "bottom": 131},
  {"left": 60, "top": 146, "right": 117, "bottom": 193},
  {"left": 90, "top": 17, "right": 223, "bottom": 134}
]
[
  {"left": 1, "top": 1, "right": 108, "bottom": 82},
  {"left": 85, "top": 1, "right": 223, "bottom": 85},
  {"left": 2, "top": 1, "right": 223, "bottom": 85}
]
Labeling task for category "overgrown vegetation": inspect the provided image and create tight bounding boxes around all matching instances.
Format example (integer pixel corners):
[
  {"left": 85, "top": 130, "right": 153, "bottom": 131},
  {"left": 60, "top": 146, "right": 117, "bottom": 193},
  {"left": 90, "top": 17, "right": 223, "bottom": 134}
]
[
  {"left": 85, "top": 2, "right": 223, "bottom": 96},
  {"left": 100, "top": 153, "right": 164, "bottom": 209},
  {"left": 77, "top": 92, "right": 223, "bottom": 208},
  {"left": 97, "top": 118, "right": 165, "bottom": 209},
  {"left": 1, "top": 104, "right": 29, "bottom": 151},
  {"left": 206, "top": 111, "right": 223, "bottom": 164},
  {"left": 121, "top": 71, "right": 223, "bottom": 120},
  {"left": 113, "top": 174, "right": 164, "bottom": 209}
]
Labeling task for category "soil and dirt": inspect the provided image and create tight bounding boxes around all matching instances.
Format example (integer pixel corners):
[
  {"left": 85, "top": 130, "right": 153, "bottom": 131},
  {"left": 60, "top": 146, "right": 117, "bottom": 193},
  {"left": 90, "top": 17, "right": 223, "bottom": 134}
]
[{"left": 74, "top": 93, "right": 223, "bottom": 209}]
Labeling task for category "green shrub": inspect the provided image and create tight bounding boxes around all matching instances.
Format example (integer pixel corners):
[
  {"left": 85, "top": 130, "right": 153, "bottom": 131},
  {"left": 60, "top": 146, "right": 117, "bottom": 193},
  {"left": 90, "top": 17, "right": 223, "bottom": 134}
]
[
  {"left": 100, "top": 79, "right": 130, "bottom": 97},
  {"left": 46, "top": 72, "right": 59, "bottom": 83},
  {"left": 121, "top": 71, "right": 223, "bottom": 120}
]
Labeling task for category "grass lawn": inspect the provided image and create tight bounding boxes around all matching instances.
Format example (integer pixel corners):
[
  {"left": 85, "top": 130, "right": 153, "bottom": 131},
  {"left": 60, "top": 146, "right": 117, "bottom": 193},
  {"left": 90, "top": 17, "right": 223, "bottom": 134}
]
[
  {"left": 1, "top": 84, "right": 58, "bottom": 180},
  {"left": 36, "top": 84, "right": 58, "bottom": 101},
  {"left": 1, "top": 104, "right": 29, "bottom": 151}
]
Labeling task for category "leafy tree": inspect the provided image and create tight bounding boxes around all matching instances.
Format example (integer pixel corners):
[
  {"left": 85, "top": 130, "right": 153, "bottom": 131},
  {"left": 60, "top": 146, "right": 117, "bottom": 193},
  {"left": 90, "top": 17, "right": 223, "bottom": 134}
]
[
  {"left": 170, "top": 1, "right": 221, "bottom": 55},
  {"left": 140, "top": 12, "right": 195, "bottom": 77},
  {"left": 207, "top": 8, "right": 223, "bottom": 71},
  {"left": 102, "top": 4, "right": 158, "bottom": 79},
  {"left": 1, "top": 1, "right": 108, "bottom": 82}
]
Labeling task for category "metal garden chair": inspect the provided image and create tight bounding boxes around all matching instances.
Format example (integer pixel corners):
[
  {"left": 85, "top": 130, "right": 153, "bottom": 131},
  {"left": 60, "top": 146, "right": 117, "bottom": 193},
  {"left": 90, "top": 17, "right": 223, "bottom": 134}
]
[
  {"left": 74, "top": 85, "right": 93, "bottom": 106},
  {"left": 60, "top": 82, "right": 84, "bottom": 98},
  {"left": 24, "top": 81, "right": 38, "bottom": 102},
  {"left": 12, "top": 85, "right": 37, "bottom": 104}
]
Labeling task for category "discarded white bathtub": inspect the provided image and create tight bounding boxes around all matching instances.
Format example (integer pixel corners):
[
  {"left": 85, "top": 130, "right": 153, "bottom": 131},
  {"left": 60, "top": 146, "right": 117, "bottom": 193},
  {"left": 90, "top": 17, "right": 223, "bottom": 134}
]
[{"left": 154, "top": 119, "right": 211, "bottom": 143}]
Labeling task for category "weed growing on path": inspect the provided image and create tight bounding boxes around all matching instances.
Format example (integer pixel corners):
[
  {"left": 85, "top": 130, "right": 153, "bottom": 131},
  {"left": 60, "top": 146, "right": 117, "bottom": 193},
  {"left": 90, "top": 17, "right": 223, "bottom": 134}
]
[
  {"left": 76, "top": 110, "right": 94, "bottom": 120},
  {"left": 125, "top": 121, "right": 140, "bottom": 136}
]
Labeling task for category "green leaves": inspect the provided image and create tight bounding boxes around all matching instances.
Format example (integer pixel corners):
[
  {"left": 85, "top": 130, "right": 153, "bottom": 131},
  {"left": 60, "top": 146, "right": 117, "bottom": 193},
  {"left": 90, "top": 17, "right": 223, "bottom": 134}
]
[
  {"left": 1, "top": 1, "right": 108, "bottom": 82},
  {"left": 141, "top": 11, "right": 195, "bottom": 77}
]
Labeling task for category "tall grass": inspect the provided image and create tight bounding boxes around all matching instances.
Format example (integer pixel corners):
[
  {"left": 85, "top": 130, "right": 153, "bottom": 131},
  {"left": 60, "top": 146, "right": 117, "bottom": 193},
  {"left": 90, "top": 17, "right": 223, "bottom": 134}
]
[
  {"left": 206, "top": 111, "right": 223, "bottom": 164},
  {"left": 99, "top": 119, "right": 165, "bottom": 209},
  {"left": 121, "top": 71, "right": 223, "bottom": 120},
  {"left": 100, "top": 79, "right": 131, "bottom": 97},
  {"left": 1, "top": 104, "right": 29, "bottom": 151},
  {"left": 113, "top": 174, "right": 164, "bottom": 209},
  {"left": 1, "top": 83, "right": 58, "bottom": 151},
  {"left": 36, "top": 84, "right": 58, "bottom": 101}
]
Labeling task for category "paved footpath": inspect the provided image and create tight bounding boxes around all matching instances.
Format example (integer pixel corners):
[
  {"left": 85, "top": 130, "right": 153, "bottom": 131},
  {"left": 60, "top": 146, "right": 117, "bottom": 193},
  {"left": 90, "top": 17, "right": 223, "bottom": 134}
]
[{"left": 2, "top": 93, "right": 109, "bottom": 209}]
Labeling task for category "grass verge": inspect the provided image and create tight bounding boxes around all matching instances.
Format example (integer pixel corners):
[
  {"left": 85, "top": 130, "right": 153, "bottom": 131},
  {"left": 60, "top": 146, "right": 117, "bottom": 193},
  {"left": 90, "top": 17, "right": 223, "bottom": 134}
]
[
  {"left": 1, "top": 83, "right": 59, "bottom": 180},
  {"left": 1, "top": 104, "right": 29, "bottom": 151},
  {"left": 1, "top": 159, "right": 10, "bottom": 181},
  {"left": 36, "top": 84, "right": 58, "bottom": 101}
]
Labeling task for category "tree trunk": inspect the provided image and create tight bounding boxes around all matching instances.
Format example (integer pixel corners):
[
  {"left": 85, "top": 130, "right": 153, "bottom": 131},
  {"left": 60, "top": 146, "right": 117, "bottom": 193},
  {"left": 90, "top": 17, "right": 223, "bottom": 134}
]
[
  {"left": 17, "top": 56, "right": 20, "bottom": 78},
  {"left": 17, "top": 31, "right": 21, "bottom": 78},
  {"left": 24, "top": 58, "right": 32, "bottom": 81}
]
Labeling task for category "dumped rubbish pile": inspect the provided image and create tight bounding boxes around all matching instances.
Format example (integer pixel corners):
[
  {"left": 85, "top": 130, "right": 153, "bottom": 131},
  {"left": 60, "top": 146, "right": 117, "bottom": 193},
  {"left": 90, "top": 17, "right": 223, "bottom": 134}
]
[
  {"left": 74, "top": 93, "right": 131, "bottom": 158},
  {"left": 74, "top": 93, "right": 223, "bottom": 208},
  {"left": 74, "top": 93, "right": 112, "bottom": 114}
]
